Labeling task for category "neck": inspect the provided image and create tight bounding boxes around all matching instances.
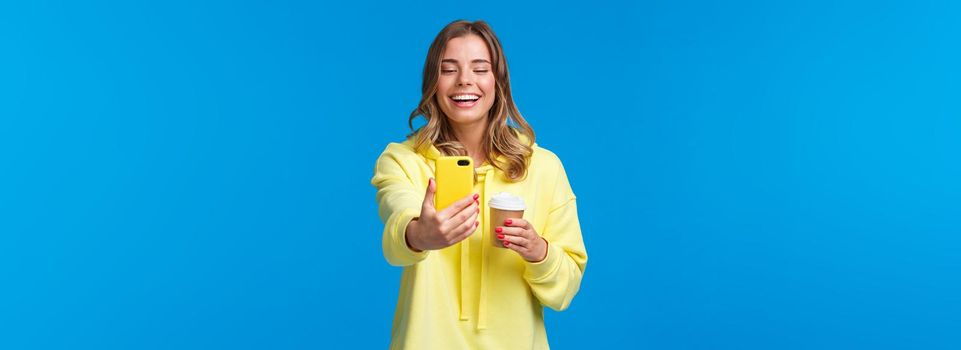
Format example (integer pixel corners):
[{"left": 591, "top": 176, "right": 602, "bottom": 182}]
[{"left": 450, "top": 118, "right": 488, "bottom": 166}]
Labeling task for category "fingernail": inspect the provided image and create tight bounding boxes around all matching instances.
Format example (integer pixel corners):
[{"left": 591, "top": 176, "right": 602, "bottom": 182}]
[
  {"left": 497, "top": 234, "right": 504, "bottom": 239},
  {"left": 504, "top": 241, "right": 510, "bottom": 246},
  {"left": 495, "top": 227, "right": 502, "bottom": 233},
  {"left": 505, "top": 219, "right": 513, "bottom": 225},
  {"left": 475, "top": 221, "right": 479, "bottom": 227},
  {"left": 473, "top": 193, "right": 479, "bottom": 200}
]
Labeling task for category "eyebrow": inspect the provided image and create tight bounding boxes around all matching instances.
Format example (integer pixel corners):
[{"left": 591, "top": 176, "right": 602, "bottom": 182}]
[{"left": 441, "top": 59, "right": 491, "bottom": 65}]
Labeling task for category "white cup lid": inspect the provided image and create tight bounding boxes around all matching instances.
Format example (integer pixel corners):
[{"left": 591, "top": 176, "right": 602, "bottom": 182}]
[{"left": 488, "top": 192, "right": 526, "bottom": 211}]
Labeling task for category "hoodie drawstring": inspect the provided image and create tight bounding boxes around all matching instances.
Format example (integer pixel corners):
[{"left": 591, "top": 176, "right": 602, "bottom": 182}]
[
  {"left": 459, "top": 225, "right": 470, "bottom": 320},
  {"left": 459, "top": 166, "right": 493, "bottom": 330},
  {"left": 476, "top": 167, "right": 493, "bottom": 330}
]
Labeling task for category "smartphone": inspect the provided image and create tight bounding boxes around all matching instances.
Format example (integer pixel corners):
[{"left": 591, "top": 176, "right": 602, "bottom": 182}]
[{"left": 435, "top": 156, "right": 474, "bottom": 211}]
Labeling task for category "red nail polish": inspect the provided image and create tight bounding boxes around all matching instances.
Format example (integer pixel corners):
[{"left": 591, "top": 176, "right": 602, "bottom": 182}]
[
  {"left": 505, "top": 219, "right": 512, "bottom": 225},
  {"left": 497, "top": 234, "right": 504, "bottom": 239},
  {"left": 473, "top": 193, "right": 479, "bottom": 200},
  {"left": 504, "top": 241, "right": 510, "bottom": 246},
  {"left": 475, "top": 221, "right": 479, "bottom": 227},
  {"left": 495, "top": 227, "right": 502, "bottom": 233}
]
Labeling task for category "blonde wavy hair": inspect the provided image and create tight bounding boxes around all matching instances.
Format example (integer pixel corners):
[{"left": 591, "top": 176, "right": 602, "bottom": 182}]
[{"left": 407, "top": 19, "right": 535, "bottom": 182}]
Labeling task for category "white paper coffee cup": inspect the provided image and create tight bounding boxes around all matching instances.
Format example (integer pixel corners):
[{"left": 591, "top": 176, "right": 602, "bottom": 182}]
[{"left": 488, "top": 193, "right": 525, "bottom": 248}]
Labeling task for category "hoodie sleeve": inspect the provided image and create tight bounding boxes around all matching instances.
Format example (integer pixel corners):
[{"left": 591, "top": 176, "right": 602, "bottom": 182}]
[
  {"left": 371, "top": 145, "right": 430, "bottom": 266},
  {"left": 523, "top": 158, "right": 588, "bottom": 311}
]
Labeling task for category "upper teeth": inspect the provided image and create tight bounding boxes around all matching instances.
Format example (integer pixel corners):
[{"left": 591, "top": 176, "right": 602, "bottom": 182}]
[{"left": 452, "top": 95, "right": 479, "bottom": 101}]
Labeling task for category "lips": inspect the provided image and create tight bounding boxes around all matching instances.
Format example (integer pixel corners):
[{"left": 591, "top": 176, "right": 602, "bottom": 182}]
[{"left": 450, "top": 93, "right": 481, "bottom": 108}]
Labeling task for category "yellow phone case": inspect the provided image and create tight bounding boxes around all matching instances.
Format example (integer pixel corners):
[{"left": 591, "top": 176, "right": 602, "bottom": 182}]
[{"left": 435, "top": 156, "right": 474, "bottom": 211}]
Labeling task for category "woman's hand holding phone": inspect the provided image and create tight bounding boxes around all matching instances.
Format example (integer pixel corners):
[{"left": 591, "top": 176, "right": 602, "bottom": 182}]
[{"left": 405, "top": 178, "right": 480, "bottom": 252}]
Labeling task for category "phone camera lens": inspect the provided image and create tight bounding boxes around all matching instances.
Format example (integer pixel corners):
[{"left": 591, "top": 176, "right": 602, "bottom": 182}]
[{"left": 457, "top": 160, "right": 470, "bottom": 166}]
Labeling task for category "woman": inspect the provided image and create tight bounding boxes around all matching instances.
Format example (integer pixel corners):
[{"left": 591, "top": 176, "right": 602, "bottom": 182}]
[{"left": 371, "top": 20, "right": 587, "bottom": 349}]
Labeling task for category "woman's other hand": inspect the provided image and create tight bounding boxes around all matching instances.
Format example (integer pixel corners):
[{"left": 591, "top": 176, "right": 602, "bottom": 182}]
[{"left": 496, "top": 218, "right": 548, "bottom": 262}]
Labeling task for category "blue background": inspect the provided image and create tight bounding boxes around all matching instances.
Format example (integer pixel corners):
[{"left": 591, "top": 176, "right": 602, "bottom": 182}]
[{"left": 2, "top": 1, "right": 959, "bottom": 349}]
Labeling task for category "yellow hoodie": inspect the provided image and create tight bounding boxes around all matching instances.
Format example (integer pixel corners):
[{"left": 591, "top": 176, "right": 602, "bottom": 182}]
[{"left": 371, "top": 131, "right": 587, "bottom": 350}]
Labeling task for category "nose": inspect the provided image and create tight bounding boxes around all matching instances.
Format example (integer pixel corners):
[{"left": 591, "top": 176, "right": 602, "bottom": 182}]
[{"left": 457, "top": 70, "right": 473, "bottom": 87}]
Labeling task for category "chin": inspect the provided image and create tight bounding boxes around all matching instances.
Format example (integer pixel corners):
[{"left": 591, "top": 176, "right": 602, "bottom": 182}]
[{"left": 446, "top": 112, "right": 487, "bottom": 125}]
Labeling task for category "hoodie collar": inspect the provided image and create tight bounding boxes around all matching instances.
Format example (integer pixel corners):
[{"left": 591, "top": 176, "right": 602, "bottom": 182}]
[{"left": 409, "top": 129, "right": 532, "bottom": 165}]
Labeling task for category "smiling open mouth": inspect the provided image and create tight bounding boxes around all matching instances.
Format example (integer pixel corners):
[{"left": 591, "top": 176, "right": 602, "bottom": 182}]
[{"left": 450, "top": 94, "right": 480, "bottom": 108}]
